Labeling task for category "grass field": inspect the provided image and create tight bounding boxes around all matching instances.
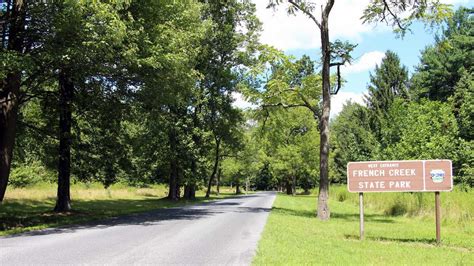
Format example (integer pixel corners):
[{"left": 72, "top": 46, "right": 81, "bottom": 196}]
[
  {"left": 253, "top": 187, "right": 474, "bottom": 265},
  {"left": 0, "top": 182, "right": 238, "bottom": 236}
]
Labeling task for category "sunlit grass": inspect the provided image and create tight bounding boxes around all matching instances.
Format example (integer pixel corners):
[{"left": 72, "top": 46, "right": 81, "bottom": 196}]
[
  {"left": 0, "top": 183, "right": 238, "bottom": 236},
  {"left": 253, "top": 189, "right": 474, "bottom": 265},
  {"left": 329, "top": 185, "right": 474, "bottom": 226}
]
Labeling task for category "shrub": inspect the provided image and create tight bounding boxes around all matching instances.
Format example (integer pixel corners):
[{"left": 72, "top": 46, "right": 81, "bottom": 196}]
[
  {"left": 9, "top": 162, "right": 54, "bottom": 188},
  {"left": 384, "top": 199, "right": 408, "bottom": 216},
  {"left": 336, "top": 189, "right": 349, "bottom": 202}
]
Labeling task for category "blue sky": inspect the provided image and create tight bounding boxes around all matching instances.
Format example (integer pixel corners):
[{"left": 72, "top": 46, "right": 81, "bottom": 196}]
[
  {"left": 287, "top": 22, "right": 437, "bottom": 93},
  {"left": 233, "top": 0, "right": 473, "bottom": 117}
]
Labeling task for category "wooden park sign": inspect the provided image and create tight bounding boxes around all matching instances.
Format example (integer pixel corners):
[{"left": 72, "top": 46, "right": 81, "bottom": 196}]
[{"left": 347, "top": 160, "right": 452, "bottom": 244}]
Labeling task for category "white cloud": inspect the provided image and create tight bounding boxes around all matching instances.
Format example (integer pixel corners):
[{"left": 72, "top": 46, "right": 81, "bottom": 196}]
[
  {"left": 255, "top": 0, "right": 379, "bottom": 51},
  {"left": 341, "top": 51, "right": 385, "bottom": 74},
  {"left": 232, "top": 92, "right": 256, "bottom": 110},
  {"left": 254, "top": 0, "right": 472, "bottom": 51},
  {"left": 330, "top": 91, "right": 366, "bottom": 118}
]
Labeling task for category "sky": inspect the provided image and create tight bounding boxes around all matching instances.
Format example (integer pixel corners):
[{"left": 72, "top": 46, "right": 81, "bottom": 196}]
[{"left": 233, "top": 0, "right": 473, "bottom": 118}]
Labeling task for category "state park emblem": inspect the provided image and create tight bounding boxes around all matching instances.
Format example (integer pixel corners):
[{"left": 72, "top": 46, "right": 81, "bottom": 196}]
[{"left": 430, "top": 169, "right": 445, "bottom": 183}]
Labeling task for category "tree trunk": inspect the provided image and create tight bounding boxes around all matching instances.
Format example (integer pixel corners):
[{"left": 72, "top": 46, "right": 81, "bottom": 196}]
[
  {"left": 54, "top": 70, "right": 74, "bottom": 212},
  {"left": 184, "top": 156, "right": 198, "bottom": 200},
  {"left": 285, "top": 179, "right": 292, "bottom": 195},
  {"left": 0, "top": 73, "right": 20, "bottom": 202},
  {"left": 176, "top": 167, "right": 181, "bottom": 199},
  {"left": 316, "top": 1, "right": 335, "bottom": 221},
  {"left": 235, "top": 181, "right": 241, "bottom": 194},
  {"left": 216, "top": 167, "right": 221, "bottom": 196},
  {"left": 183, "top": 184, "right": 196, "bottom": 200},
  {"left": 291, "top": 175, "right": 296, "bottom": 196},
  {"left": 205, "top": 137, "right": 220, "bottom": 198},
  {"left": 167, "top": 128, "right": 179, "bottom": 201},
  {"left": 0, "top": 0, "right": 25, "bottom": 202},
  {"left": 185, "top": 104, "right": 201, "bottom": 201}
]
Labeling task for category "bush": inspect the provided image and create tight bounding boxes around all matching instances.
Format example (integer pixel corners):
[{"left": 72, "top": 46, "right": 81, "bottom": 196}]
[
  {"left": 336, "top": 189, "right": 349, "bottom": 202},
  {"left": 9, "top": 162, "right": 55, "bottom": 188},
  {"left": 384, "top": 199, "right": 408, "bottom": 216},
  {"left": 459, "top": 164, "right": 474, "bottom": 190}
]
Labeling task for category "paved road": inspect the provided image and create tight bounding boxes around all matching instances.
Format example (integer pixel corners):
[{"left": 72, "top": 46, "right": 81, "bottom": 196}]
[{"left": 0, "top": 192, "right": 276, "bottom": 265}]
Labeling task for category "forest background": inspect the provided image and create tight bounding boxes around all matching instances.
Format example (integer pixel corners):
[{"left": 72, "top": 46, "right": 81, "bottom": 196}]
[{"left": 0, "top": 1, "right": 472, "bottom": 216}]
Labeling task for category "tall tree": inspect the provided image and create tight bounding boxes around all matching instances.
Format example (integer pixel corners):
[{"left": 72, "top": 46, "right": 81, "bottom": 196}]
[
  {"left": 411, "top": 7, "right": 473, "bottom": 102},
  {"left": 364, "top": 50, "right": 409, "bottom": 141},
  {"left": 0, "top": 0, "right": 27, "bottom": 201},
  {"left": 46, "top": 1, "right": 131, "bottom": 211},
  {"left": 267, "top": 0, "right": 338, "bottom": 220},
  {"left": 192, "top": 0, "right": 260, "bottom": 198},
  {"left": 263, "top": 107, "right": 319, "bottom": 195},
  {"left": 125, "top": 0, "right": 208, "bottom": 200},
  {"left": 244, "top": 47, "right": 336, "bottom": 218},
  {"left": 264, "top": 0, "right": 451, "bottom": 220}
]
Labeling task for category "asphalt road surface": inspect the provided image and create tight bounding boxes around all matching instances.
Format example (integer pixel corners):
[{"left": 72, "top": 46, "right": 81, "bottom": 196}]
[{"left": 0, "top": 191, "right": 276, "bottom": 265}]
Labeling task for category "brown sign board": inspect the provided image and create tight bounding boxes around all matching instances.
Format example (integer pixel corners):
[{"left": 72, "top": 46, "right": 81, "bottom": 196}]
[{"left": 347, "top": 160, "right": 452, "bottom": 193}]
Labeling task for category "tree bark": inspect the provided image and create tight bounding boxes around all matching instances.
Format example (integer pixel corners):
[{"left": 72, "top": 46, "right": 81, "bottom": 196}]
[
  {"left": 0, "top": 0, "right": 25, "bottom": 202},
  {"left": 316, "top": 0, "right": 335, "bottom": 221},
  {"left": 54, "top": 69, "right": 74, "bottom": 212},
  {"left": 292, "top": 175, "right": 296, "bottom": 196},
  {"left": 235, "top": 180, "right": 241, "bottom": 194},
  {"left": 216, "top": 167, "right": 221, "bottom": 196},
  {"left": 183, "top": 184, "right": 196, "bottom": 200},
  {"left": 184, "top": 156, "right": 198, "bottom": 200},
  {"left": 0, "top": 73, "right": 20, "bottom": 202},
  {"left": 285, "top": 179, "right": 292, "bottom": 195},
  {"left": 185, "top": 103, "right": 202, "bottom": 201},
  {"left": 205, "top": 137, "right": 220, "bottom": 198},
  {"left": 167, "top": 127, "right": 179, "bottom": 201},
  {"left": 176, "top": 167, "right": 181, "bottom": 199}
]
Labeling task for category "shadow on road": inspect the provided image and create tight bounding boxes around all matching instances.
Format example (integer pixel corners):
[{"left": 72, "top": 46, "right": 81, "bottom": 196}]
[{"left": 2, "top": 192, "right": 273, "bottom": 239}]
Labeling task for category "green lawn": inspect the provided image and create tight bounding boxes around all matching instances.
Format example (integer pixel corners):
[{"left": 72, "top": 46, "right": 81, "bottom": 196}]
[
  {"left": 0, "top": 183, "right": 238, "bottom": 236},
  {"left": 253, "top": 192, "right": 474, "bottom": 265}
]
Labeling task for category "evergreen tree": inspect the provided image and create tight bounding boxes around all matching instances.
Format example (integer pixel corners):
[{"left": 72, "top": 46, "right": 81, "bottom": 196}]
[
  {"left": 364, "top": 50, "right": 409, "bottom": 142},
  {"left": 411, "top": 7, "right": 473, "bottom": 102}
]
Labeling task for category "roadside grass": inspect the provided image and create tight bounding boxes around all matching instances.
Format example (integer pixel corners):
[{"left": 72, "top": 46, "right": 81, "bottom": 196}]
[
  {"left": 330, "top": 186, "right": 474, "bottom": 225},
  {"left": 254, "top": 187, "right": 474, "bottom": 265},
  {"left": 0, "top": 183, "right": 238, "bottom": 236}
]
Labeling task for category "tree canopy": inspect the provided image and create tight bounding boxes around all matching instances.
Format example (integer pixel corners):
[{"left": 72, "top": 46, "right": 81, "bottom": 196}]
[{"left": 1, "top": 1, "right": 472, "bottom": 216}]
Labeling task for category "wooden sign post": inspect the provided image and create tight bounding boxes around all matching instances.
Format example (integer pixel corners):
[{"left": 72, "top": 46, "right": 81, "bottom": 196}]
[
  {"left": 359, "top": 192, "right": 364, "bottom": 240},
  {"left": 347, "top": 160, "right": 452, "bottom": 244},
  {"left": 435, "top": 191, "right": 441, "bottom": 244}
]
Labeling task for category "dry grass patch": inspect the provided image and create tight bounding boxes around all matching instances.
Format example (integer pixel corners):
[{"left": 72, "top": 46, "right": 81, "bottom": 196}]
[{"left": 1, "top": 183, "right": 238, "bottom": 236}]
